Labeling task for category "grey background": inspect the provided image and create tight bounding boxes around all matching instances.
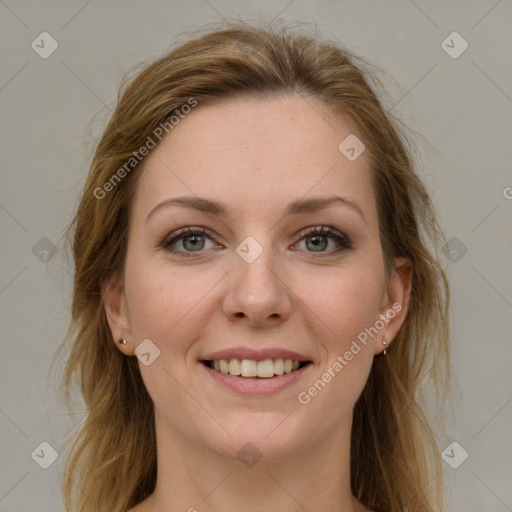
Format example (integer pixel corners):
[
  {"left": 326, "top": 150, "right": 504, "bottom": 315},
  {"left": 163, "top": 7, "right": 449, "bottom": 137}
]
[{"left": 1, "top": 1, "right": 511, "bottom": 511}]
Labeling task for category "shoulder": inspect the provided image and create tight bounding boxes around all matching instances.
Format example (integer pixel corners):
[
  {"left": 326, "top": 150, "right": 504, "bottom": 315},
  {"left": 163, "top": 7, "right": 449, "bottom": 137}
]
[{"left": 126, "top": 499, "right": 151, "bottom": 512}]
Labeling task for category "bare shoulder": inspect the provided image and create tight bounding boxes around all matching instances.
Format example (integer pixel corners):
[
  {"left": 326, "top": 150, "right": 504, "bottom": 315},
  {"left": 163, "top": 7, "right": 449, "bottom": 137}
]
[
  {"left": 356, "top": 502, "right": 375, "bottom": 512},
  {"left": 126, "top": 498, "right": 152, "bottom": 512}
]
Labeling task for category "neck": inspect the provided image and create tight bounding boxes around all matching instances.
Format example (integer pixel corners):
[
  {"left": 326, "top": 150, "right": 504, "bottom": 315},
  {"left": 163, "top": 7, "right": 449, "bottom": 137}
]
[{"left": 145, "top": 412, "right": 368, "bottom": 512}]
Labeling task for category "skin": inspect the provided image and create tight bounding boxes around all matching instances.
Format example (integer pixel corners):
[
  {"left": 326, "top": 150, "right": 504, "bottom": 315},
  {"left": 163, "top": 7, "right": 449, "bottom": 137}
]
[{"left": 103, "top": 94, "right": 412, "bottom": 512}]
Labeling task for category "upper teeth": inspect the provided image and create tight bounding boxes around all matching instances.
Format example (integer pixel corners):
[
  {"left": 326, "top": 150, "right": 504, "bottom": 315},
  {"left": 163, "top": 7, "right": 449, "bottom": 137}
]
[{"left": 211, "top": 358, "right": 301, "bottom": 378}]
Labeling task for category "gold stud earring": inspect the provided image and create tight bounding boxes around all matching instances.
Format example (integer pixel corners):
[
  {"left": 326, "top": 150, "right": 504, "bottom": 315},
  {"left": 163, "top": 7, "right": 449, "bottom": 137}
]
[{"left": 118, "top": 338, "right": 127, "bottom": 345}]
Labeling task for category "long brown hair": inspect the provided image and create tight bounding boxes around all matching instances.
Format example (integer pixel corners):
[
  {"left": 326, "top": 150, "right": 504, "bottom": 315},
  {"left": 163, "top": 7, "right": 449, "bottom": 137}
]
[{"left": 52, "top": 18, "right": 451, "bottom": 512}]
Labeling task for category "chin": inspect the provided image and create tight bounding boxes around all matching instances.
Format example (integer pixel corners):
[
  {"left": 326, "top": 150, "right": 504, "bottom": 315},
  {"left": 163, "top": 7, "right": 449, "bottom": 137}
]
[{"left": 199, "top": 412, "right": 312, "bottom": 463}]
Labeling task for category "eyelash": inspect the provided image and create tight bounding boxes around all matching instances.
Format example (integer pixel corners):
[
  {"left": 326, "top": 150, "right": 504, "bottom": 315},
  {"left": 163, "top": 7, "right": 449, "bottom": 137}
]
[{"left": 160, "top": 225, "right": 352, "bottom": 258}]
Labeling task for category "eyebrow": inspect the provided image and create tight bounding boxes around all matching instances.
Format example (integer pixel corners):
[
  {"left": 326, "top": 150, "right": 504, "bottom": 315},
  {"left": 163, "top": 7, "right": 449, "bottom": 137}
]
[{"left": 146, "top": 195, "right": 367, "bottom": 225}]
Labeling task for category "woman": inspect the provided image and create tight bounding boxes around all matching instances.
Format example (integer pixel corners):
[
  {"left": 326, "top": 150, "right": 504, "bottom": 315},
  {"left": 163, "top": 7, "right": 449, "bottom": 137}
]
[{"left": 56, "top": 18, "right": 451, "bottom": 512}]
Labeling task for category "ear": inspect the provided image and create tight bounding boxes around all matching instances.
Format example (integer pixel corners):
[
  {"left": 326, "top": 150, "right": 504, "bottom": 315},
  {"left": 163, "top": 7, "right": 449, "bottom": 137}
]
[
  {"left": 101, "top": 275, "right": 135, "bottom": 356},
  {"left": 374, "top": 257, "right": 413, "bottom": 355}
]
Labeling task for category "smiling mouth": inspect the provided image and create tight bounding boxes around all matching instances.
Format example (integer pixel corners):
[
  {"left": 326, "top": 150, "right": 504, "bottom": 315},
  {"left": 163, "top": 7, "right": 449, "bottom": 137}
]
[{"left": 201, "top": 358, "right": 311, "bottom": 378}]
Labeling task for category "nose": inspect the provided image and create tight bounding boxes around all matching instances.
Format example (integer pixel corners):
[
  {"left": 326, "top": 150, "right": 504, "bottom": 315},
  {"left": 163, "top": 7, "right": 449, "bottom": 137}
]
[{"left": 222, "top": 246, "right": 292, "bottom": 328}]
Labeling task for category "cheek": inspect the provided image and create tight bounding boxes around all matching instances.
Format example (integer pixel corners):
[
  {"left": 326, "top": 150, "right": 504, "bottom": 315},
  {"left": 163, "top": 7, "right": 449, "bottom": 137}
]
[
  {"left": 296, "top": 275, "right": 379, "bottom": 417},
  {"left": 301, "top": 264, "right": 384, "bottom": 344},
  {"left": 293, "top": 263, "right": 383, "bottom": 406},
  {"left": 124, "top": 255, "right": 219, "bottom": 350}
]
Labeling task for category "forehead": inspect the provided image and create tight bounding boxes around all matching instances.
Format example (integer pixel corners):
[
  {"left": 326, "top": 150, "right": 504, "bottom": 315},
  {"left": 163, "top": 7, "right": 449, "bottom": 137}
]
[{"left": 132, "top": 94, "right": 378, "bottom": 229}]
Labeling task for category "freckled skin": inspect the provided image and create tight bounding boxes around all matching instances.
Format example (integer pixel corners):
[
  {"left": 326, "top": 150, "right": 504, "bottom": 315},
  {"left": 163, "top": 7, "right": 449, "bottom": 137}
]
[{"left": 104, "top": 95, "right": 411, "bottom": 512}]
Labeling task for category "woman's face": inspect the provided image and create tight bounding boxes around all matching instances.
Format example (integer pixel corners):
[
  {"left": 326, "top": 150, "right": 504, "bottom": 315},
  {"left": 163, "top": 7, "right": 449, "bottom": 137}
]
[{"left": 105, "top": 94, "right": 410, "bottom": 461}]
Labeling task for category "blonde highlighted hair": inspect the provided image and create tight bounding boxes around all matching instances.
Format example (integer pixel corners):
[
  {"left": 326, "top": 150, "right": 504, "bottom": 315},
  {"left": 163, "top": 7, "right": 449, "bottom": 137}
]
[{"left": 53, "top": 18, "right": 451, "bottom": 512}]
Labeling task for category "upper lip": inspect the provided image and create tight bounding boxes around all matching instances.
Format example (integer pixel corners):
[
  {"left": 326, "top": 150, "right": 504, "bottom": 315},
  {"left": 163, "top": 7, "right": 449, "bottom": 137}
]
[{"left": 201, "top": 347, "right": 312, "bottom": 362}]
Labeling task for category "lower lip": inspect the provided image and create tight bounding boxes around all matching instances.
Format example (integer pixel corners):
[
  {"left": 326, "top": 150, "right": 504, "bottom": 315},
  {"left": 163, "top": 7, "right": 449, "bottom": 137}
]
[{"left": 200, "top": 362, "right": 312, "bottom": 395}]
